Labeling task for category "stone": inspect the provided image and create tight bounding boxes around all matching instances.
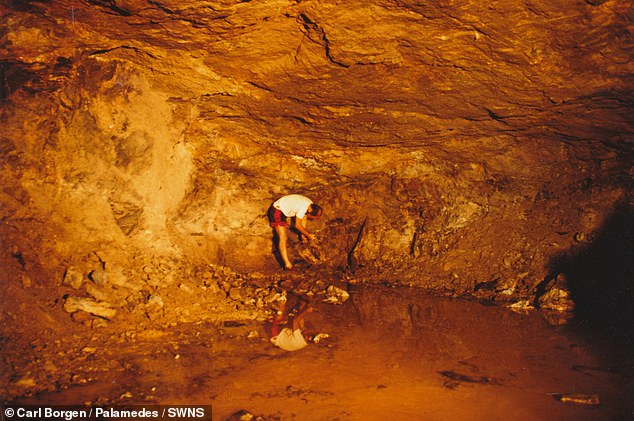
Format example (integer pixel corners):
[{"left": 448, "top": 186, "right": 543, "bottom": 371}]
[
  {"left": 312, "top": 333, "right": 330, "bottom": 344},
  {"left": 323, "top": 285, "right": 350, "bottom": 304},
  {"left": 229, "top": 287, "right": 244, "bottom": 301},
  {"left": 63, "top": 268, "right": 85, "bottom": 290},
  {"left": 145, "top": 294, "right": 164, "bottom": 320},
  {"left": 178, "top": 283, "right": 193, "bottom": 294},
  {"left": 88, "top": 269, "right": 108, "bottom": 287},
  {"left": 85, "top": 283, "right": 111, "bottom": 302},
  {"left": 146, "top": 294, "right": 164, "bottom": 309},
  {"left": 297, "top": 243, "right": 321, "bottom": 264},
  {"left": 71, "top": 311, "right": 93, "bottom": 323},
  {"left": 552, "top": 393, "right": 600, "bottom": 405},
  {"left": 14, "top": 376, "right": 37, "bottom": 388},
  {"left": 225, "top": 410, "right": 262, "bottom": 421},
  {"left": 445, "top": 201, "right": 484, "bottom": 231},
  {"left": 537, "top": 274, "right": 575, "bottom": 313},
  {"left": 507, "top": 300, "right": 535, "bottom": 314},
  {"left": 63, "top": 296, "right": 117, "bottom": 319},
  {"left": 535, "top": 273, "right": 575, "bottom": 325},
  {"left": 108, "top": 264, "right": 142, "bottom": 290}
]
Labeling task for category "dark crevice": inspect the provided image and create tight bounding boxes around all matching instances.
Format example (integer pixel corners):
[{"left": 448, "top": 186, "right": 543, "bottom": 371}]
[
  {"left": 548, "top": 200, "right": 634, "bottom": 346},
  {"left": 148, "top": 0, "right": 175, "bottom": 14},
  {"left": 297, "top": 13, "right": 349, "bottom": 68},
  {"left": 88, "top": 46, "right": 158, "bottom": 60},
  {"left": 85, "top": 0, "right": 132, "bottom": 16}
]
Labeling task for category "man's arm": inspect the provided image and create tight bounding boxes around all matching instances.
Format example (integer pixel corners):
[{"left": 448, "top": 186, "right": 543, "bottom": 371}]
[
  {"left": 292, "top": 303, "right": 313, "bottom": 331},
  {"left": 294, "top": 217, "right": 315, "bottom": 241}
]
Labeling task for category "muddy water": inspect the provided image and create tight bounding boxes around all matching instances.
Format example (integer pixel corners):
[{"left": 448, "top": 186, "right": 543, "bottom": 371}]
[{"left": 15, "top": 285, "right": 633, "bottom": 420}]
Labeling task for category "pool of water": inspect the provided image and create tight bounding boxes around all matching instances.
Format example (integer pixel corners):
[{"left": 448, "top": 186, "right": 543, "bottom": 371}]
[{"left": 12, "top": 284, "right": 634, "bottom": 420}]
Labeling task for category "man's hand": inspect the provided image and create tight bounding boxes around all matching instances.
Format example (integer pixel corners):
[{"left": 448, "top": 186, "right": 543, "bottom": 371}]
[{"left": 300, "top": 234, "right": 314, "bottom": 244}]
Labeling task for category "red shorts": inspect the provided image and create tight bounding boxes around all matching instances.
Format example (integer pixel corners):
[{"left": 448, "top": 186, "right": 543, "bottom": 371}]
[{"left": 268, "top": 205, "right": 288, "bottom": 228}]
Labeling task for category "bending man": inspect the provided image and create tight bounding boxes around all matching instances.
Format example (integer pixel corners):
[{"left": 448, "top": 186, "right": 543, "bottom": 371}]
[{"left": 268, "top": 194, "right": 322, "bottom": 270}]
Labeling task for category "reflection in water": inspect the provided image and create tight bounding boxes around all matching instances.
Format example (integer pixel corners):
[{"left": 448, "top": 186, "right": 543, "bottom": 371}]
[{"left": 12, "top": 284, "right": 634, "bottom": 420}]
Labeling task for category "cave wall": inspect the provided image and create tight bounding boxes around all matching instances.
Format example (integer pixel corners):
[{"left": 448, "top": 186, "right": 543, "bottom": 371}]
[{"left": 1, "top": 0, "right": 632, "bottom": 313}]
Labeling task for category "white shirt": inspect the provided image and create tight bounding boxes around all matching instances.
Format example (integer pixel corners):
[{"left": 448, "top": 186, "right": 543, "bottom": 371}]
[
  {"left": 270, "top": 328, "right": 308, "bottom": 351},
  {"left": 273, "top": 194, "right": 313, "bottom": 219}
]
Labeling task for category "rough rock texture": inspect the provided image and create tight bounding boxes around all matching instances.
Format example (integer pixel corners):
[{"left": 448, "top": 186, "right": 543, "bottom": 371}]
[{"left": 0, "top": 1, "right": 632, "bottom": 331}]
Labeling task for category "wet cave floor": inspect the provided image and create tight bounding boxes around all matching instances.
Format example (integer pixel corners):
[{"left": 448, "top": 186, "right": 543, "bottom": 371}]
[{"left": 8, "top": 284, "right": 634, "bottom": 421}]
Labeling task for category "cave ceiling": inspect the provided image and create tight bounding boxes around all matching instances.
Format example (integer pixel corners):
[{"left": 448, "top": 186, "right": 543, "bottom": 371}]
[{"left": 4, "top": 0, "right": 632, "bottom": 149}]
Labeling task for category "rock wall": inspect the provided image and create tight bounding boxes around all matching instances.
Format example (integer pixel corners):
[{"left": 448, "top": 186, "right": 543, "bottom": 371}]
[{"left": 0, "top": 0, "right": 632, "bottom": 324}]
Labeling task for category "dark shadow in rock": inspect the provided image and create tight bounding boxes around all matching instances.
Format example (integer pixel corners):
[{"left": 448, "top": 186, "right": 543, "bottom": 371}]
[
  {"left": 1, "top": 61, "right": 38, "bottom": 100},
  {"left": 547, "top": 200, "right": 634, "bottom": 346}
]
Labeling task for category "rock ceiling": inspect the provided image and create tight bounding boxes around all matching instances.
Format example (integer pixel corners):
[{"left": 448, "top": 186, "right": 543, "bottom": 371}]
[{"left": 4, "top": 0, "right": 632, "bottom": 149}]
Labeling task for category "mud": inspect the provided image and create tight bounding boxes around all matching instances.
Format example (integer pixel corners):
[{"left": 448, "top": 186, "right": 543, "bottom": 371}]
[{"left": 5, "top": 284, "right": 633, "bottom": 421}]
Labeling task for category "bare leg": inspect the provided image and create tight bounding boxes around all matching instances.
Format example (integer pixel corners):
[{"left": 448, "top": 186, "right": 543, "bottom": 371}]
[{"left": 275, "top": 225, "right": 293, "bottom": 269}]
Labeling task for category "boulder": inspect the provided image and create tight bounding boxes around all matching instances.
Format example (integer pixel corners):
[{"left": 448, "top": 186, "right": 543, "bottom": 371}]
[{"left": 63, "top": 296, "right": 117, "bottom": 319}]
